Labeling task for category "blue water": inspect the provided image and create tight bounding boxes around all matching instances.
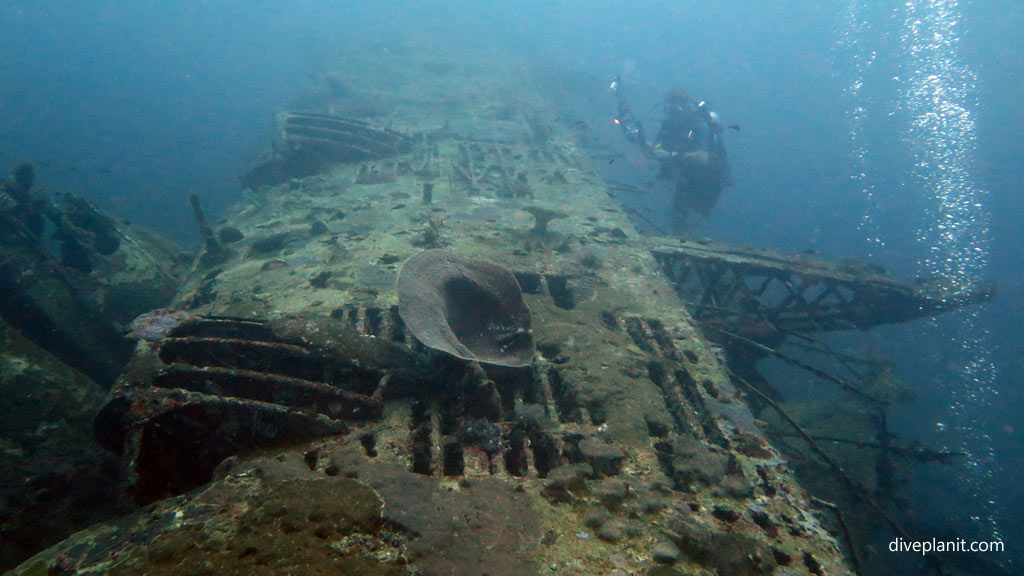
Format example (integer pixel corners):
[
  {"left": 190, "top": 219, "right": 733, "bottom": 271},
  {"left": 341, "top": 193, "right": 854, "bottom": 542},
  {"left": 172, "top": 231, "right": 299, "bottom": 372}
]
[{"left": 2, "top": 1, "right": 1020, "bottom": 572}]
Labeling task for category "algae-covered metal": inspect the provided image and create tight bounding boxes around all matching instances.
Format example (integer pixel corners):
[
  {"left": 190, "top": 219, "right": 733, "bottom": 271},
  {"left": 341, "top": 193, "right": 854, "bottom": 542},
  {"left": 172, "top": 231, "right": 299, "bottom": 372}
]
[
  {"left": 16, "top": 43, "right": 853, "bottom": 575},
  {"left": 0, "top": 170, "right": 187, "bottom": 568},
  {"left": 653, "top": 236, "right": 994, "bottom": 336}
]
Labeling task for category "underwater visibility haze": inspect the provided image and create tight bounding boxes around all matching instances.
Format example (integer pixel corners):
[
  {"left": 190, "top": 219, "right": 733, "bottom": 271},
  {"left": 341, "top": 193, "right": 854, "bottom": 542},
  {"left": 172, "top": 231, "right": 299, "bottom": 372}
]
[{"left": 0, "top": 1, "right": 1021, "bottom": 574}]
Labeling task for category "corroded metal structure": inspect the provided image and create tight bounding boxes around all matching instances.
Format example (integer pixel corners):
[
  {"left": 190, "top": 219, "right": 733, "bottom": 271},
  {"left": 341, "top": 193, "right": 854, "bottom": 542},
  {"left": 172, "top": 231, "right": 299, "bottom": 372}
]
[
  {"left": 14, "top": 45, "right": 855, "bottom": 575},
  {"left": 0, "top": 175, "right": 187, "bottom": 568},
  {"left": 0, "top": 192, "right": 185, "bottom": 385},
  {"left": 654, "top": 237, "right": 992, "bottom": 340},
  {"left": 240, "top": 112, "right": 414, "bottom": 190},
  {"left": 651, "top": 237, "right": 994, "bottom": 380}
]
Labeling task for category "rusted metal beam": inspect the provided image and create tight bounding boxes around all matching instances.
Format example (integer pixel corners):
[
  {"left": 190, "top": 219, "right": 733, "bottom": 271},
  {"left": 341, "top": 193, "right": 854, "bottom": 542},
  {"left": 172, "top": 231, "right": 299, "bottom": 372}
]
[{"left": 652, "top": 237, "right": 994, "bottom": 335}]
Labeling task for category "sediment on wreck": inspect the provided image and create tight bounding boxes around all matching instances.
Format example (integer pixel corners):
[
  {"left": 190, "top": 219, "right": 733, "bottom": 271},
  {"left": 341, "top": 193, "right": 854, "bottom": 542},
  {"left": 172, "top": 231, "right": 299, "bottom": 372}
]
[{"left": 13, "top": 42, "right": 854, "bottom": 576}]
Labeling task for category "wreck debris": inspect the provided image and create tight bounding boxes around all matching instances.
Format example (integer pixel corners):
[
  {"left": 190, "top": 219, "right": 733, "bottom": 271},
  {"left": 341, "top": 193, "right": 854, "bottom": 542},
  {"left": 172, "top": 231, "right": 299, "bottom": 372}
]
[
  {"left": 727, "top": 369, "right": 911, "bottom": 550},
  {"left": 411, "top": 214, "right": 447, "bottom": 249},
  {"left": 397, "top": 250, "right": 534, "bottom": 367},
  {"left": 0, "top": 318, "right": 121, "bottom": 570},
  {"left": 62, "top": 195, "right": 122, "bottom": 255},
  {"left": 94, "top": 315, "right": 389, "bottom": 504},
  {"left": 652, "top": 237, "right": 994, "bottom": 341},
  {"left": 189, "top": 193, "right": 229, "bottom": 265},
  {"left": 708, "top": 325, "right": 887, "bottom": 404},
  {"left": 524, "top": 205, "right": 567, "bottom": 234},
  {"left": 240, "top": 113, "right": 413, "bottom": 189},
  {"left": 0, "top": 168, "right": 184, "bottom": 385},
  {"left": 651, "top": 236, "right": 993, "bottom": 570},
  {"left": 0, "top": 166, "right": 190, "bottom": 569},
  {"left": 0, "top": 253, "right": 129, "bottom": 385}
]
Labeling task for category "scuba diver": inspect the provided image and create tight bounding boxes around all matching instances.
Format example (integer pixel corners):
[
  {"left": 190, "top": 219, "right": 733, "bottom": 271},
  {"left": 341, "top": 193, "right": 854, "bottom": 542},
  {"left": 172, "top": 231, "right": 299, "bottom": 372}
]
[{"left": 611, "top": 75, "right": 736, "bottom": 234}]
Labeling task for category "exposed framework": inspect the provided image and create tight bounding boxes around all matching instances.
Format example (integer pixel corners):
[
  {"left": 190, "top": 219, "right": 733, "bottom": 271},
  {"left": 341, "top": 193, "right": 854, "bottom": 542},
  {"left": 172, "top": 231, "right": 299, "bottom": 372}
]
[
  {"left": 652, "top": 237, "right": 991, "bottom": 573},
  {"left": 239, "top": 112, "right": 414, "bottom": 189},
  {"left": 652, "top": 237, "right": 993, "bottom": 342}
]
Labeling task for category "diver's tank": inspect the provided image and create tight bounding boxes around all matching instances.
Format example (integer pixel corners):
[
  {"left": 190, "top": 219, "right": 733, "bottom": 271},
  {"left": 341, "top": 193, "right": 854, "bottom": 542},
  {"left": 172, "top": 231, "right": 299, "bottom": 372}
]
[{"left": 15, "top": 41, "right": 851, "bottom": 576}]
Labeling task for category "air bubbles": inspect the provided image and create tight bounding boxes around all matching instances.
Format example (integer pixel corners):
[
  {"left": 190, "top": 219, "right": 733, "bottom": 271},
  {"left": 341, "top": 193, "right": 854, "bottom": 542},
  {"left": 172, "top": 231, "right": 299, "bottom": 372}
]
[
  {"left": 844, "top": 0, "right": 1001, "bottom": 545},
  {"left": 902, "top": 0, "right": 1002, "bottom": 513}
]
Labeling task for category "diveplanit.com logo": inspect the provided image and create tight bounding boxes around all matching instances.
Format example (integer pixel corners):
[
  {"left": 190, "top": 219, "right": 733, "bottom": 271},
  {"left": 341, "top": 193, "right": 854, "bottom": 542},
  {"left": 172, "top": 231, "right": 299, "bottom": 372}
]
[{"left": 889, "top": 537, "right": 1005, "bottom": 555}]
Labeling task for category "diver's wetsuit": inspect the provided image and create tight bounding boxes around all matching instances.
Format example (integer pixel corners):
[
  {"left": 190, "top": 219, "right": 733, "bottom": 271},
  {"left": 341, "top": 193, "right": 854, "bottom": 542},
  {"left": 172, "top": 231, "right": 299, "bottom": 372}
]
[{"left": 614, "top": 83, "right": 731, "bottom": 234}]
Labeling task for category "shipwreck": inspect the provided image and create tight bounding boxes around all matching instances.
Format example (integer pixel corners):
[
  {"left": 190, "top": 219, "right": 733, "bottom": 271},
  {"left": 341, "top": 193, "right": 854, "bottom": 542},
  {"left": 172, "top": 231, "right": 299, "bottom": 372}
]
[{"left": 2, "top": 41, "right": 992, "bottom": 576}]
